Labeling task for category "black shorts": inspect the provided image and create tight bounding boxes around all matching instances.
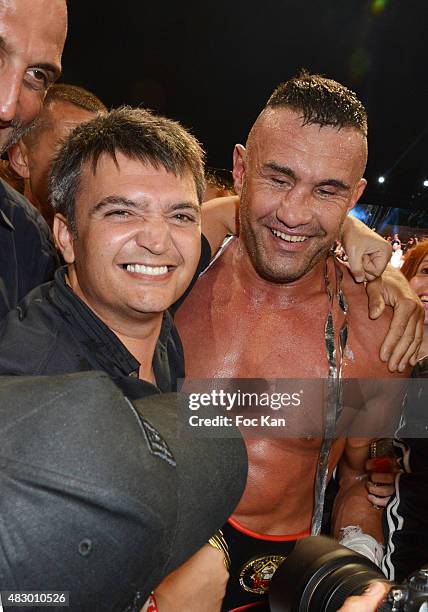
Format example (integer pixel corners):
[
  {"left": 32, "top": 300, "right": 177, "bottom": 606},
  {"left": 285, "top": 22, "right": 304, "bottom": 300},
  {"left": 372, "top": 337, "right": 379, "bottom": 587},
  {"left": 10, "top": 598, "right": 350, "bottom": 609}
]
[{"left": 221, "top": 518, "right": 310, "bottom": 611}]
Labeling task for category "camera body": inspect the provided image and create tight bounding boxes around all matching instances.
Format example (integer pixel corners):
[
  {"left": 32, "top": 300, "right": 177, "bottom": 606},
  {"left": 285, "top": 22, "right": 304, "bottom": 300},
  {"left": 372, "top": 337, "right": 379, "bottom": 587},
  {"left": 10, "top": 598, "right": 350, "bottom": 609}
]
[
  {"left": 379, "top": 569, "right": 428, "bottom": 611},
  {"left": 269, "top": 536, "right": 428, "bottom": 612}
]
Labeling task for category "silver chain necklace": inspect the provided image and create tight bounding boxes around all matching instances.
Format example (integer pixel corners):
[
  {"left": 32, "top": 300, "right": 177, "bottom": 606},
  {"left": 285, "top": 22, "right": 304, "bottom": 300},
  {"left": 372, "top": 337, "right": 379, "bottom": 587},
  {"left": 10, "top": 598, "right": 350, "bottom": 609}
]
[{"left": 311, "top": 257, "right": 349, "bottom": 535}]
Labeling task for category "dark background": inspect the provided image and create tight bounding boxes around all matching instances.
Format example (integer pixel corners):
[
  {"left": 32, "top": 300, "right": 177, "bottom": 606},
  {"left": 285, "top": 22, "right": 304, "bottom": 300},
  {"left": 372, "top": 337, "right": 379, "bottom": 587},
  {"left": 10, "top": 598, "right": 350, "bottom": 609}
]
[{"left": 62, "top": 0, "right": 428, "bottom": 208}]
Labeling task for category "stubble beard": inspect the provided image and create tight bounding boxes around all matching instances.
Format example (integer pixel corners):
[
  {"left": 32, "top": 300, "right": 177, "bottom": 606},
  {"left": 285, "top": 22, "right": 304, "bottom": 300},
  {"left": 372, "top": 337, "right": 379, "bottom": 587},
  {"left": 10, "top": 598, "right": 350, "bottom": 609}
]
[
  {"left": 0, "top": 117, "right": 38, "bottom": 156},
  {"left": 239, "top": 194, "right": 341, "bottom": 284}
]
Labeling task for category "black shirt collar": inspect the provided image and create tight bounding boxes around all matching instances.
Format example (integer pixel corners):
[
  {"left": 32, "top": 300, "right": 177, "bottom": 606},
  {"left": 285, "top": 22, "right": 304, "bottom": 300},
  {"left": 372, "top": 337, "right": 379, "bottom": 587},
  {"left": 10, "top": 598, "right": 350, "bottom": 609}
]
[{"left": 52, "top": 267, "right": 177, "bottom": 396}]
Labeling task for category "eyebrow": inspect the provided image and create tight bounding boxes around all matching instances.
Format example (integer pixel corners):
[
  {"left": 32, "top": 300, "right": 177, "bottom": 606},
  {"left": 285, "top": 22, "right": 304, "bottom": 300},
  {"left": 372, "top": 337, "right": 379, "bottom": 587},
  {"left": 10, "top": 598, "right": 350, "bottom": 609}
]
[
  {"left": 168, "top": 201, "right": 201, "bottom": 215},
  {"left": 317, "top": 179, "right": 351, "bottom": 191},
  {"left": 0, "top": 36, "right": 61, "bottom": 82},
  {"left": 264, "top": 162, "right": 297, "bottom": 181},
  {"left": 37, "top": 62, "right": 62, "bottom": 83},
  {"left": 92, "top": 196, "right": 139, "bottom": 213},
  {"left": 264, "top": 162, "right": 350, "bottom": 191},
  {"left": 92, "top": 196, "right": 200, "bottom": 215}
]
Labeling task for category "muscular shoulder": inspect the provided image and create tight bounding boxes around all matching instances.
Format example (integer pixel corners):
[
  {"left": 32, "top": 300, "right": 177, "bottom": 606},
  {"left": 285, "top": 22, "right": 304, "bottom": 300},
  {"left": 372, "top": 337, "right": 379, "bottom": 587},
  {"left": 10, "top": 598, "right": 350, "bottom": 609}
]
[{"left": 176, "top": 237, "right": 235, "bottom": 316}]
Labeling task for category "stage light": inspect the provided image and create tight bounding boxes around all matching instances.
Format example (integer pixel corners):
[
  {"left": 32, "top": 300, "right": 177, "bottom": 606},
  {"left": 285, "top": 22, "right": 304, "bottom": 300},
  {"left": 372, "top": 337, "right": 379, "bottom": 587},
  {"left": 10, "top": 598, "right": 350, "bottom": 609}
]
[
  {"left": 371, "top": 0, "right": 388, "bottom": 14},
  {"left": 378, "top": 176, "right": 385, "bottom": 184},
  {"left": 423, "top": 179, "right": 428, "bottom": 188}
]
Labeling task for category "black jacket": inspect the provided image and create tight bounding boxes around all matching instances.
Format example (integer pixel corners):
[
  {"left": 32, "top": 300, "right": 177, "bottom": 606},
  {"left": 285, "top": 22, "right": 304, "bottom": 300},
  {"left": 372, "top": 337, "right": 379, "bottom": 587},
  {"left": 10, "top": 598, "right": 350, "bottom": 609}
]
[{"left": 0, "top": 179, "right": 59, "bottom": 320}]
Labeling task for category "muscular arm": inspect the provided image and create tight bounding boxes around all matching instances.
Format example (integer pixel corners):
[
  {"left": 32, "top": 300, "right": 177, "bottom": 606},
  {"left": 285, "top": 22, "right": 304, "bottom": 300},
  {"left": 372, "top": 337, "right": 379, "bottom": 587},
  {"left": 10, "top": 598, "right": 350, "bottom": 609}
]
[
  {"left": 201, "top": 195, "right": 239, "bottom": 254},
  {"left": 332, "top": 437, "right": 383, "bottom": 542},
  {"left": 151, "top": 544, "right": 228, "bottom": 612},
  {"left": 332, "top": 378, "right": 408, "bottom": 542},
  {"left": 342, "top": 219, "right": 423, "bottom": 370}
]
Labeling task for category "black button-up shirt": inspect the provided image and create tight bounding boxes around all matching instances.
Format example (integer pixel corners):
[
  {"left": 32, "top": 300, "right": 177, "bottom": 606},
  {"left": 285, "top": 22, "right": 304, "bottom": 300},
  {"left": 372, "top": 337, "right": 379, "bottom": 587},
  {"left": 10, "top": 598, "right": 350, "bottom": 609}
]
[{"left": 0, "top": 179, "right": 59, "bottom": 320}]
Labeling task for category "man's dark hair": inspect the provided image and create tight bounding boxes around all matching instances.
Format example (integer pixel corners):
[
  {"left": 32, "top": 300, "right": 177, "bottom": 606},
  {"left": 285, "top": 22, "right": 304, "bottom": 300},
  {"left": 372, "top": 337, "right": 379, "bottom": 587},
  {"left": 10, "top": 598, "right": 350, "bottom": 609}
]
[
  {"left": 50, "top": 106, "right": 206, "bottom": 232},
  {"left": 266, "top": 71, "right": 367, "bottom": 136},
  {"left": 24, "top": 83, "right": 107, "bottom": 146}
]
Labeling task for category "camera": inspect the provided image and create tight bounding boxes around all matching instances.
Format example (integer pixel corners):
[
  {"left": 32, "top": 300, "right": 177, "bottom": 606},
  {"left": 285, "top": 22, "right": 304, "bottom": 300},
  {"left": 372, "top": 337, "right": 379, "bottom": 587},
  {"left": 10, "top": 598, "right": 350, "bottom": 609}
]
[
  {"left": 379, "top": 569, "right": 428, "bottom": 612},
  {"left": 268, "top": 535, "right": 428, "bottom": 611}
]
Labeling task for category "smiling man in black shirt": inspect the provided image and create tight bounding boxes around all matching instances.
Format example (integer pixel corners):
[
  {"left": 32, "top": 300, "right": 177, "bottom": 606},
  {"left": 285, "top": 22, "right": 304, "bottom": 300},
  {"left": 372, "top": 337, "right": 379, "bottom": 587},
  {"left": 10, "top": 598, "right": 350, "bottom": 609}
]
[{"left": 0, "top": 106, "right": 211, "bottom": 398}]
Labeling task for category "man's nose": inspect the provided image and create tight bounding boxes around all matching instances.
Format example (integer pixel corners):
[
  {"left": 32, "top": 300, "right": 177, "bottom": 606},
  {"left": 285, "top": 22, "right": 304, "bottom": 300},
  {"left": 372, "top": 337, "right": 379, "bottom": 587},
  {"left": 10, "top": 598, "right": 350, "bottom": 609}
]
[
  {"left": 275, "top": 187, "right": 313, "bottom": 228},
  {"left": 135, "top": 217, "right": 172, "bottom": 254},
  {"left": 0, "top": 67, "right": 21, "bottom": 124}
]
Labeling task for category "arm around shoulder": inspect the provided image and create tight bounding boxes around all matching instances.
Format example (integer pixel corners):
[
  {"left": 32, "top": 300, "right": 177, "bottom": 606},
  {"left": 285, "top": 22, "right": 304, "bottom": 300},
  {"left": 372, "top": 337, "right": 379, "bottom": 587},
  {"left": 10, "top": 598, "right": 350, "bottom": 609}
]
[{"left": 201, "top": 195, "right": 239, "bottom": 254}]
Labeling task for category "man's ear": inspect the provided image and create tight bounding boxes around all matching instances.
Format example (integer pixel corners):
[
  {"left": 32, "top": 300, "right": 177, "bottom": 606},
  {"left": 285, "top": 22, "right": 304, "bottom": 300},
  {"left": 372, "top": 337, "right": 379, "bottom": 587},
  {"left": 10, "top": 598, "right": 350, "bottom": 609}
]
[
  {"left": 7, "top": 142, "right": 30, "bottom": 179},
  {"left": 232, "top": 144, "right": 246, "bottom": 196},
  {"left": 349, "top": 178, "right": 367, "bottom": 212},
  {"left": 53, "top": 213, "right": 75, "bottom": 264}
]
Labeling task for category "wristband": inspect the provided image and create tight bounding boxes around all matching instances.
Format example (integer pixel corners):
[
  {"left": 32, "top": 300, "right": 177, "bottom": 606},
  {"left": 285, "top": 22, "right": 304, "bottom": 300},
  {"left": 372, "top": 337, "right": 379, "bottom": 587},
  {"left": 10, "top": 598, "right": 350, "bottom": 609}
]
[{"left": 208, "top": 529, "right": 231, "bottom": 571}]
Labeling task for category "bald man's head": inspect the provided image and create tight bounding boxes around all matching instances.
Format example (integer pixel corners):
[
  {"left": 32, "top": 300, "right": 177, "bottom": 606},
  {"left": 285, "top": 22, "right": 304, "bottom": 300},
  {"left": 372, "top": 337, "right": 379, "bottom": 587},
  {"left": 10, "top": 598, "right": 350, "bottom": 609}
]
[{"left": 0, "top": 0, "right": 67, "bottom": 154}]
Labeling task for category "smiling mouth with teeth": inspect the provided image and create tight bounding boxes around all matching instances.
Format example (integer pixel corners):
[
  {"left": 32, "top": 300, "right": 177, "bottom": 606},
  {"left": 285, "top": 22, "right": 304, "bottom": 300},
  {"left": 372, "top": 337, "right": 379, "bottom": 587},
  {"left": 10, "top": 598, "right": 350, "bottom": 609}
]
[
  {"left": 271, "top": 229, "right": 308, "bottom": 243},
  {"left": 124, "top": 264, "right": 169, "bottom": 276}
]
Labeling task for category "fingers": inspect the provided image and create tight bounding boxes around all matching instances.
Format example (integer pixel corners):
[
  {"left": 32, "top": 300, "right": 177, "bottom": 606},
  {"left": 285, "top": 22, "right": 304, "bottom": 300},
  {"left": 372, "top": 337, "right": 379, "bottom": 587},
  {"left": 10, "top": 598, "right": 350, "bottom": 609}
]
[
  {"left": 366, "top": 279, "right": 386, "bottom": 320},
  {"left": 362, "top": 252, "right": 390, "bottom": 282},
  {"left": 367, "top": 493, "right": 391, "bottom": 507},
  {"left": 367, "top": 471, "right": 397, "bottom": 484},
  {"left": 366, "top": 472, "right": 395, "bottom": 506},
  {"left": 348, "top": 253, "right": 388, "bottom": 284},
  {"left": 365, "top": 458, "right": 398, "bottom": 507},
  {"left": 380, "top": 302, "right": 423, "bottom": 371},
  {"left": 406, "top": 315, "right": 424, "bottom": 368},
  {"left": 367, "top": 482, "right": 394, "bottom": 497},
  {"left": 338, "top": 582, "right": 389, "bottom": 611},
  {"left": 346, "top": 252, "right": 365, "bottom": 283}
]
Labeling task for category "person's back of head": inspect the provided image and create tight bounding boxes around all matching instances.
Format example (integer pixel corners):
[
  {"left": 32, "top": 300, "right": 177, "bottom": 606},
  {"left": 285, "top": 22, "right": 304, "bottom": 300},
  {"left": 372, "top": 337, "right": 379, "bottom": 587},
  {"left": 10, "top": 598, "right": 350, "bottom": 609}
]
[
  {"left": 204, "top": 167, "right": 235, "bottom": 201},
  {"left": 8, "top": 83, "right": 107, "bottom": 226},
  {"left": 0, "top": 371, "right": 248, "bottom": 611},
  {"left": 42, "top": 83, "right": 107, "bottom": 115}
]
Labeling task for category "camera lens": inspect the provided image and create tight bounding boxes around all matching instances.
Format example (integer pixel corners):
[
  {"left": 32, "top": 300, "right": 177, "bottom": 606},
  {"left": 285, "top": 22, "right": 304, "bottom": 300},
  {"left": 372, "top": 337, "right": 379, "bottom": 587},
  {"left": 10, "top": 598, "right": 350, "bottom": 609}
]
[{"left": 269, "top": 535, "right": 385, "bottom": 611}]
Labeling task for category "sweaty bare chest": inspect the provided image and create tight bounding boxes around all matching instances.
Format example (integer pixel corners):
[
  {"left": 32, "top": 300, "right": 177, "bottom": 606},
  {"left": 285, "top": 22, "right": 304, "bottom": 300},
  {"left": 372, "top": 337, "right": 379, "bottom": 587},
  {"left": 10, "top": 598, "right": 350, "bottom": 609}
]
[{"left": 177, "top": 278, "right": 329, "bottom": 379}]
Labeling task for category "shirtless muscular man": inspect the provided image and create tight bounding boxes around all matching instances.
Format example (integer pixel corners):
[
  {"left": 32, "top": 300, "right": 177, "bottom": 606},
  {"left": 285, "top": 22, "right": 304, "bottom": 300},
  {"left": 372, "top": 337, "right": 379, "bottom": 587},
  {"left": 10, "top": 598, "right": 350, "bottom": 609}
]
[{"left": 175, "top": 73, "right": 409, "bottom": 611}]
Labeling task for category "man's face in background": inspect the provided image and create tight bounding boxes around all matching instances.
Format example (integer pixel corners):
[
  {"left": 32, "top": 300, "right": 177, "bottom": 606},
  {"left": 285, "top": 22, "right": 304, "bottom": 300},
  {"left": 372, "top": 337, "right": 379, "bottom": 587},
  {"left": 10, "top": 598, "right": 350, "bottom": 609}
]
[
  {"left": 0, "top": 0, "right": 67, "bottom": 154},
  {"left": 8, "top": 99, "right": 95, "bottom": 223}
]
